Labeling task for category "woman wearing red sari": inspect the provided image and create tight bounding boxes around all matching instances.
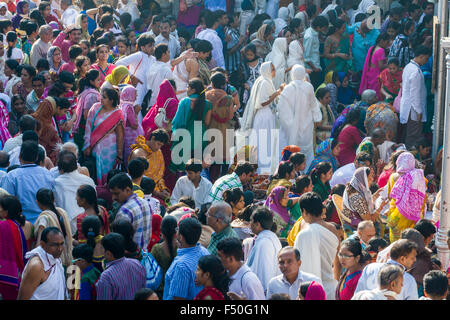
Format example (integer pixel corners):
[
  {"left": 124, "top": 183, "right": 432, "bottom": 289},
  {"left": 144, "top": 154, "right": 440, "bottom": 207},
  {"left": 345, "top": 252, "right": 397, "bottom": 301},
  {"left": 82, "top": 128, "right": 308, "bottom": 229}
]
[
  {"left": 0, "top": 195, "right": 28, "bottom": 300},
  {"left": 142, "top": 79, "right": 179, "bottom": 191},
  {"left": 194, "top": 255, "right": 231, "bottom": 300},
  {"left": 336, "top": 237, "right": 367, "bottom": 300},
  {"left": 91, "top": 45, "right": 116, "bottom": 86}
]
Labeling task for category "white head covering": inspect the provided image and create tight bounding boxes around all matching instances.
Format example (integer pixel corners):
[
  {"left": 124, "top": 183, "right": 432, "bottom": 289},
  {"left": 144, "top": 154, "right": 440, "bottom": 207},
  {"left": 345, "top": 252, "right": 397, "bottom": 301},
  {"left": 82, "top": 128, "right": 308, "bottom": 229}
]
[
  {"left": 265, "top": 37, "right": 287, "bottom": 89},
  {"left": 278, "top": 7, "right": 289, "bottom": 22},
  {"left": 241, "top": 61, "right": 275, "bottom": 131},
  {"left": 287, "top": 39, "right": 304, "bottom": 68},
  {"left": 291, "top": 64, "right": 306, "bottom": 82},
  {"left": 0, "top": 2, "right": 12, "bottom": 19}
]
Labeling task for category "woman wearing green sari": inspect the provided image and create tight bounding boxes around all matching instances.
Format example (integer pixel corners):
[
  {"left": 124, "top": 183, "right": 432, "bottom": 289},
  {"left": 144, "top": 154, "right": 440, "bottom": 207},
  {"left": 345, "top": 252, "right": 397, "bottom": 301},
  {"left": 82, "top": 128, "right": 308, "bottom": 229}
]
[
  {"left": 170, "top": 78, "right": 212, "bottom": 173},
  {"left": 323, "top": 19, "right": 352, "bottom": 73}
]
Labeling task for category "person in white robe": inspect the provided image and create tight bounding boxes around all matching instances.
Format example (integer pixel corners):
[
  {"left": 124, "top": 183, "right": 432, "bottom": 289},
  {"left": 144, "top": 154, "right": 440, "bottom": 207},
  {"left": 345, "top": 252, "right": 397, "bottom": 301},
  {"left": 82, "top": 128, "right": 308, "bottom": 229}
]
[
  {"left": 265, "top": 37, "right": 288, "bottom": 90},
  {"left": 146, "top": 49, "right": 174, "bottom": 107},
  {"left": 117, "top": 0, "right": 140, "bottom": 22},
  {"left": 294, "top": 192, "right": 339, "bottom": 300},
  {"left": 241, "top": 61, "right": 284, "bottom": 175},
  {"left": 19, "top": 235, "right": 67, "bottom": 300},
  {"left": 274, "top": 7, "right": 289, "bottom": 36},
  {"left": 246, "top": 207, "right": 282, "bottom": 293},
  {"left": 277, "top": 64, "right": 322, "bottom": 169},
  {"left": 265, "top": 0, "right": 280, "bottom": 19},
  {"left": 287, "top": 38, "right": 305, "bottom": 68}
]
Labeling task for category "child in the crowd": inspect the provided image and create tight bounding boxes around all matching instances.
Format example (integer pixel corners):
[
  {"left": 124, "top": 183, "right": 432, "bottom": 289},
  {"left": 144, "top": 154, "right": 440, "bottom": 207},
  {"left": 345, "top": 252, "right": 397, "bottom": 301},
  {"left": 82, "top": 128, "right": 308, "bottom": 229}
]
[
  {"left": 365, "top": 237, "right": 389, "bottom": 263},
  {"left": 70, "top": 244, "right": 101, "bottom": 300},
  {"left": 141, "top": 176, "right": 161, "bottom": 216},
  {"left": 379, "top": 57, "right": 402, "bottom": 104}
]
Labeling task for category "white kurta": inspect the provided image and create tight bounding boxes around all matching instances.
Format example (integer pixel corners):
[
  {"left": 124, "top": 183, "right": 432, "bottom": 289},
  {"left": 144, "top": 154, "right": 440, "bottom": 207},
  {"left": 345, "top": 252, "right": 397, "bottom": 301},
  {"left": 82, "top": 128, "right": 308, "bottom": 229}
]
[
  {"left": 294, "top": 223, "right": 339, "bottom": 300},
  {"left": 246, "top": 230, "right": 282, "bottom": 292},
  {"left": 146, "top": 60, "right": 174, "bottom": 107},
  {"left": 277, "top": 65, "right": 322, "bottom": 169}
]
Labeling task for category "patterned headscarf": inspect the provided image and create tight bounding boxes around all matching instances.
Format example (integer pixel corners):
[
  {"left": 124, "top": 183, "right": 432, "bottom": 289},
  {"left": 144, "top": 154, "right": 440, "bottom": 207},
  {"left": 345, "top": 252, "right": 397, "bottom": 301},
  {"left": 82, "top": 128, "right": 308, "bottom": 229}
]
[
  {"left": 343, "top": 167, "right": 374, "bottom": 213},
  {"left": 390, "top": 152, "right": 426, "bottom": 222},
  {"left": 264, "top": 186, "right": 289, "bottom": 224},
  {"left": 307, "top": 138, "right": 338, "bottom": 174},
  {"left": 47, "top": 46, "right": 62, "bottom": 71}
]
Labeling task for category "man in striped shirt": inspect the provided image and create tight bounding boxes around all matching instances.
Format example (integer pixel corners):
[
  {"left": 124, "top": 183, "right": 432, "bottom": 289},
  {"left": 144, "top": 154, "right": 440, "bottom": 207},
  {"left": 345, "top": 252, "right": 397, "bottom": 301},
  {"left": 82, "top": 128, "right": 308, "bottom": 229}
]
[
  {"left": 96, "top": 233, "right": 146, "bottom": 300},
  {"left": 207, "top": 161, "right": 255, "bottom": 203},
  {"left": 109, "top": 173, "right": 152, "bottom": 249}
]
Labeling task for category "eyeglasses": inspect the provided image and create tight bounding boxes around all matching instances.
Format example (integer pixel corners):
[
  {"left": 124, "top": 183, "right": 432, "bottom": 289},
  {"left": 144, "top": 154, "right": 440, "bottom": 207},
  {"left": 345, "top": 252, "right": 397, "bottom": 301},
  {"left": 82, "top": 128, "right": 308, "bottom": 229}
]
[{"left": 338, "top": 253, "right": 355, "bottom": 259}]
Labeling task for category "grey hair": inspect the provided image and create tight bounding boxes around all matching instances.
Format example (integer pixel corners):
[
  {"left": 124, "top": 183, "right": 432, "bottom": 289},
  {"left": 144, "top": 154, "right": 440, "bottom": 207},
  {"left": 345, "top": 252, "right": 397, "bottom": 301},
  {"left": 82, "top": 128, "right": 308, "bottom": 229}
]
[
  {"left": 39, "top": 25, "right": 53, "bottom": 37},
  {"left": 378, "top": 264, "right": 404, "bottom": 288},
  {"left": 361, "top": 89, "right": 377, "bottom": 104},
  {"left": 58, "top": 142, "right": 79, "bottom": 158},
  {"left": 209, "top": 201, "right": 232, "bottom": 225},
  {"left": 357, "top": 220, "right": 374, "bottom": 231}
]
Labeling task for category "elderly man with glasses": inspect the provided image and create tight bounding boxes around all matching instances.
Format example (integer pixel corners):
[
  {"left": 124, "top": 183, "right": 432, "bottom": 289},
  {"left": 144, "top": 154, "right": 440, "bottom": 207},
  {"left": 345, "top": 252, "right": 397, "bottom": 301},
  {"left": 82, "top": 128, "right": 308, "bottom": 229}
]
[{"left": 206, "top": 201, "right": 239, "bottom": 255}]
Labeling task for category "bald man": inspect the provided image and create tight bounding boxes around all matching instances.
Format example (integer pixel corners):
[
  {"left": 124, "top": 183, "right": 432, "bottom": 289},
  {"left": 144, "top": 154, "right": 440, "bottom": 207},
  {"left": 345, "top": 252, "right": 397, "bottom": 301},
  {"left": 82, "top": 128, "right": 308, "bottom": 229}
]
[
  {"left": 206, "top": 201, "right": 239, "bottom": 254},
  {"left": 349, "top": 221, "right": 376, "bottom": 249}
]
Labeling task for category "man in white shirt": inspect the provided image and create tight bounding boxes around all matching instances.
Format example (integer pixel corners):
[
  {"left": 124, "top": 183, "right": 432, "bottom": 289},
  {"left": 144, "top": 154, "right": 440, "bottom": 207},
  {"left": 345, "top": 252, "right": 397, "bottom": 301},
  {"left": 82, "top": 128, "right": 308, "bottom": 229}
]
[
  {"left": 266, "top": 246, "right": 322, "bottom": 300},
  {"left": 116, "top": 34, "right": 196, "bottom": 107},
  {"left": 170, "top": 159, "right": 212, "bottom": 209},
  {"left": 354, "top": 239, "right": 419, "bottom": 300},
  {"left": 60, "top": 0, "right": 80, "bottom": 27},
  {"left": 330, "top": 152, "right": 372, "bottom": 188},
  {"left": 146, "top": 44, "right": 175, "bottom": 107},
  {"left": 53, "top": 150, "right": 96, "bottom": 233},
  {"left": 247, "top": 206, "right": 282, "bottom": 293},
  {"left": 217, "top": 237, "right": 266, "bottom": 300},
  {"left": 399, "top": 45, "right": 432, "bottom": 148},
  {"left": 197, "top": 11, "right": 225, "bottom": 69},
  {"left": 155, "top": 19, "right": 180, "bottom": 60},
  {"left": 49, "top": 142, "right": 90, "bottom": 178},
  {"left": 115, "top": 34, "right": 156, "bottom": 106}
]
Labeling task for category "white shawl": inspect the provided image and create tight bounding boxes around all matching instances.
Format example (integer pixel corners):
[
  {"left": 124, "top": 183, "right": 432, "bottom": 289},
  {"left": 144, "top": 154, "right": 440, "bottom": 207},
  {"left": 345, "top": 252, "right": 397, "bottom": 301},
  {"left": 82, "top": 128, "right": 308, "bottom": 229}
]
[
  {"left": 241, "top": 61, "right": 275, "bottom": 131},
  {"left": 24, "top": 246, "right": 67, "bottom": 300},
  {"left": 294, "top": 223, "right": 339, "bottom": 300},
  {"left": 277, "top": 65, "right": 322, "bottom": 168},
  {"left": 265, "top": 37, "right": 287, "bottom": 90},
  {"left": 287, "top": 39, "right": 305, "bottom": 68},
  {"left": 246, "top": 230, "right": 282, "bottom": 292}
]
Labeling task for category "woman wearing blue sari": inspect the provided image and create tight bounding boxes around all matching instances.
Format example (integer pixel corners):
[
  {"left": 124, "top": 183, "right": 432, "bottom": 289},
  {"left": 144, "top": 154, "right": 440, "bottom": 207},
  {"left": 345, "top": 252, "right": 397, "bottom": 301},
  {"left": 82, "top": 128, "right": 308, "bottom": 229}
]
[
  {"left": 307, "top": 138, "right": 341, "bottom": 175},
  {"left": 170, "top": 78, "right": 212, "bottom": 173}
]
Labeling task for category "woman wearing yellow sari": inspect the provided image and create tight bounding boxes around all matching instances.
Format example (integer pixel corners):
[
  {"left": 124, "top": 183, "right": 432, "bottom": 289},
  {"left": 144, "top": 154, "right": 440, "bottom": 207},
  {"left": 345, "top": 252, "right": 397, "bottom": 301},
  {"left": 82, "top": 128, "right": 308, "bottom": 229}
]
[{"left": 386, "top": 152, "right": 427, "bottom": 242}]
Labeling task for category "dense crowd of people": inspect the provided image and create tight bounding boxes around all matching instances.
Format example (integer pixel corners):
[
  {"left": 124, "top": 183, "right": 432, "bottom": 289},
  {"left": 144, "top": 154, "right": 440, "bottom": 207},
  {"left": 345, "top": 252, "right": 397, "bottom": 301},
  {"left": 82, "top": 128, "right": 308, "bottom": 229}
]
[{"left": 0, "top": 0, "right": 449, "bottom": 301}]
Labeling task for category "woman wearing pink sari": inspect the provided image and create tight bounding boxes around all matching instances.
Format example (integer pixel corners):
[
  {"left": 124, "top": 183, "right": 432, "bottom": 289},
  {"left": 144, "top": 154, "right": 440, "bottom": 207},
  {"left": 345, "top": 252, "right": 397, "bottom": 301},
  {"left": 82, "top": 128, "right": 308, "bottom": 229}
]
[
  {"left": 83, "top": 88, "right": 124, "bottom": 185},
  {"left": 0, "top": 196, "right": 27, "bottom": 300},
  {"left": 0, "top": 100, "right": 11, "bottom": 148},
  {"left": 120, "top": 85, "right": 144, "bottom": 167},
  {"left": 359, "top": 33, "right": 391, "bottom": 101},
  {"left": 142, "top": 79, "right": 179, "bottom": 191},
  {"left": 73, "top": 69, "right": 102, "bottom": 153}
]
